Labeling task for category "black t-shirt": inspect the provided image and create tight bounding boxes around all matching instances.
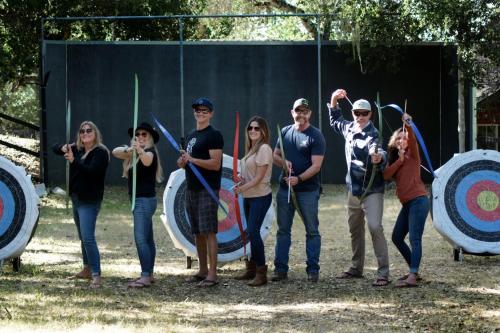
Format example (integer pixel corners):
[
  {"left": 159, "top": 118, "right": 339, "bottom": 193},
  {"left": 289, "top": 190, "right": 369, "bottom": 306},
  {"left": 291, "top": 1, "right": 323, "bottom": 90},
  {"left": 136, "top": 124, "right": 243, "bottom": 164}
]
[
  {"left": 128, "top": 148, "right": 157, "bottom": 198},
  {"left": 184, "top": 125, "right": 224, "bottom": 191}
]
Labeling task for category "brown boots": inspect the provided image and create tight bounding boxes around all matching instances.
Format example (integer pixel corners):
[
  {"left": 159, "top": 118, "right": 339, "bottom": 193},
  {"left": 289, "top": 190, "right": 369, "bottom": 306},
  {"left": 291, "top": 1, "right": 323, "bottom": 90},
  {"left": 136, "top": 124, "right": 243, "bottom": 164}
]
[
  {"left": 234, "top": 261, "right": 267, "bottom": 286},
  {"left": 234, "top": 260, "right": 256, "bottom": 280},
  {"left": 248, "top": 265, "right": 267, "bottom": 287}
]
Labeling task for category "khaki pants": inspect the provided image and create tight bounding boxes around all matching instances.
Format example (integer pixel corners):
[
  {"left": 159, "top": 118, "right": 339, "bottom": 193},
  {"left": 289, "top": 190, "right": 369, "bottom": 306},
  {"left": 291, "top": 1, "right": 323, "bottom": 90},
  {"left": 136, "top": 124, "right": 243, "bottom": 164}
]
[{"left": 346, "top": 192, "right": 389, "bottom": 279}]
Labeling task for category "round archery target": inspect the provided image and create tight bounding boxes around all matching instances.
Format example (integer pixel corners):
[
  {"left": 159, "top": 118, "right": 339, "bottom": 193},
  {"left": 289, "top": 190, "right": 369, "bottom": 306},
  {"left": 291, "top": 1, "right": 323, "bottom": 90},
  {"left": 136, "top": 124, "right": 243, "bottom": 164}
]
[
  {"left": 0, "top": 156, "right": 40, "bottom": 260},
  {"left": 432, "top": 150, "right": 500, "bottom": 254},
  {"left": 162, "top": 154, "right": 275, "bottom": 262}
]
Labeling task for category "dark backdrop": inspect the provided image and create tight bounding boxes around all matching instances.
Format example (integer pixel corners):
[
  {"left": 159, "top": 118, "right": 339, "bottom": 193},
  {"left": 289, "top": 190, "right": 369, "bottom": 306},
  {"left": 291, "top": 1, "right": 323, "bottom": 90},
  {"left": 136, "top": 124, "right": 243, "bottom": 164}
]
[{"left": 43, "top": 41, "right": 458, "bottom": 185}]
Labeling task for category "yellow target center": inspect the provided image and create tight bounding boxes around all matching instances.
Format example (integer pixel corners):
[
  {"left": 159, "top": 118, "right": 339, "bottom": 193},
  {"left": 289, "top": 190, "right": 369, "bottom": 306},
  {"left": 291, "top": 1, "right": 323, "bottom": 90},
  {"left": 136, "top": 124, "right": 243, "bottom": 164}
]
[
  {"left": 217, "top": 201, "right": 229, "bottom": 220},
  {"left": 476, "top": 191, "right": 499, "bottom": 212}
]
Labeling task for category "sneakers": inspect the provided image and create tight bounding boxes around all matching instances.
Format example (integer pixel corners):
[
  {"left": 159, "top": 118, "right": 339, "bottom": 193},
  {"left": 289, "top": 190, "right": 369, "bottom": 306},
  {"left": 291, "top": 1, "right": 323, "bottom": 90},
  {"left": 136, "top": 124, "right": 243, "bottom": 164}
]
[
  {"left": 271, "top": 271, "right": 288, "bottom": 281},
  {"left": 307, "top": 273, "right": 319, "bottom": 283}
]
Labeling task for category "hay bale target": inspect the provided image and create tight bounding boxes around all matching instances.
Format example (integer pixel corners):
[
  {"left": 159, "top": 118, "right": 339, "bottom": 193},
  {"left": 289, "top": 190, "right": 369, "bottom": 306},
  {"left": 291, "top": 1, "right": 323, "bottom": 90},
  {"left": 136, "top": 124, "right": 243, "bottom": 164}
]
[
  {"left": 0, "top": 156, "right": 40, "bottom": 262},
  {"left": 432, "top": 150, "right": 500, "bottom": 254},
  {"left": 161, "top": 154, "right": 274, "bottom": 262}
]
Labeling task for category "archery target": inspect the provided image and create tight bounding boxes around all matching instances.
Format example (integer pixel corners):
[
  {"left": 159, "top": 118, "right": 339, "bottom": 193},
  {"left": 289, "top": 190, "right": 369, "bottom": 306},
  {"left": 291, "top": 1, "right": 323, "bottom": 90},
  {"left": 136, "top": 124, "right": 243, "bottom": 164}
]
[
  {"left": 432, "top": 150, "right": 500, "bottom": 254},
  {"left": 0, "top": 156, "right": 40, "bottom": 260},
  {"left": 162, "top": 154, "right": 275, "bottom": 262}
]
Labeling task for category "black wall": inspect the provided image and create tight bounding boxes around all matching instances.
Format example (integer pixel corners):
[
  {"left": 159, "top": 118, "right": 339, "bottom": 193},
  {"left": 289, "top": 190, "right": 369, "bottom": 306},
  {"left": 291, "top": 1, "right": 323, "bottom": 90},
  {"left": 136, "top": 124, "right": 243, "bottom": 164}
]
[{"left": 43, "top": 41, "right": 458, "bottom": 185}]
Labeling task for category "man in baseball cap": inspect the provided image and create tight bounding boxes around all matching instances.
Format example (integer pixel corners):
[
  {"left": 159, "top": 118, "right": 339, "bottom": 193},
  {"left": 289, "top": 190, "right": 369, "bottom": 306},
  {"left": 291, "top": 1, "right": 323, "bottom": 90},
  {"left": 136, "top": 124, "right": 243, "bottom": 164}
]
[
  {"left": 327, "top": 88, "right": 390, "bottom": 287},
  {"left": 272, "top": 97, "right": 326, "bottom": 283},
  {"left": 192, "top": 97, "right": 214, "bottom": 111}
]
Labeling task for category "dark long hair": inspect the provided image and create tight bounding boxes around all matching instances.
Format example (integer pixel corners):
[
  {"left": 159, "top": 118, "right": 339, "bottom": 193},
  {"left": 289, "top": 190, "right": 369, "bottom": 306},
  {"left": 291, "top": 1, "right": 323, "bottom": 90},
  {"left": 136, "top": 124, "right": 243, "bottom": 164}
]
[{"left": 243, "top": 116, "right": 270, "bottom": 160}]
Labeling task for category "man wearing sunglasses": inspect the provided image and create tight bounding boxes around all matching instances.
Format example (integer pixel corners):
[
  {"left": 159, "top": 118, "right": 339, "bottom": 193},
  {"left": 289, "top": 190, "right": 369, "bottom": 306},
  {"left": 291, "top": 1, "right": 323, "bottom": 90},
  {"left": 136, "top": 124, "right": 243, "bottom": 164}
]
[
  {"left": 177, "top": 97, "right": 224, "bottom": 288},
  {"left": 273, "top": 98, "right": 326, "bottom": 283},
  {"left": 327, "top": 89, "right": 390, "bottom": 287}
]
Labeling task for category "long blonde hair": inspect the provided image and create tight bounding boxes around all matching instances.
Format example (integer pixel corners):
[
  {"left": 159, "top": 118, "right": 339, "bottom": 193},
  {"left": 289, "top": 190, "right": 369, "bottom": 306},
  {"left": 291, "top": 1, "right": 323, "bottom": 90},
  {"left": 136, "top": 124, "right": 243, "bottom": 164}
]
[
  {"left": 122, "top": 133, "right": 164, "bottom": 183},
  {"left": 243, "top": 116, "right": 270, "bottom": 160},
  {"left": 75, "top": 120, "right": 110, "bottom": 160},
  {"left": 387, "top": 127, "right": 405, "bottom": 165}
]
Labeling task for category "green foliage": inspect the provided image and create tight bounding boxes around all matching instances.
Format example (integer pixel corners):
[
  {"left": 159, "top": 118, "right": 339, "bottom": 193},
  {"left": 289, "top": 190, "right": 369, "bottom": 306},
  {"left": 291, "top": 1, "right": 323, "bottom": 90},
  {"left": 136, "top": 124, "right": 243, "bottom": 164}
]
[{"left": 0, "top": 83, "right": 39, "bottom": 132}]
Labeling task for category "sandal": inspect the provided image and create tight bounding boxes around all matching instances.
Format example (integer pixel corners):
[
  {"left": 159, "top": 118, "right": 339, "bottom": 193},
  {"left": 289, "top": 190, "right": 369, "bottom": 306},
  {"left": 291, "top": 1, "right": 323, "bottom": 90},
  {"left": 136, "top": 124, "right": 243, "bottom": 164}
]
[
  {"left": 397, "top": 273, "right": 422, "bottom": 281},
  {"left": 198, "top": 279, "right": 219, "bottom": 288},
  {"left": 128, "top": 281, "right": 151, "bottom": 288},
  {"left": 185, "top": 274, "right": 207, "bottom": 283},
  {"left": 90, "top": 277, "right": 102, "bottom": 289},
  {"left": 395, "top": 280, "right": 417, "bottom": 288},
  {"left": 67, "top": 271, "right": 91, "bottom": 280},
  {"left": 372, "top": 277, "right": 390, "bottom": 287},
  {"left": 336, "top": 271, "right": 363, "bottom": 279}
]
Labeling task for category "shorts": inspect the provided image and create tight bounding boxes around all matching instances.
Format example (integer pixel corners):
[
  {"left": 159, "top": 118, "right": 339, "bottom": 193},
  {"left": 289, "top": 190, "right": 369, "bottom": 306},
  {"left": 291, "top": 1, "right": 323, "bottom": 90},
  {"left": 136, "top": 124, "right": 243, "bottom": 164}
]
[{"left": 186, "top": 189, "right": 219, "bottom": 235}]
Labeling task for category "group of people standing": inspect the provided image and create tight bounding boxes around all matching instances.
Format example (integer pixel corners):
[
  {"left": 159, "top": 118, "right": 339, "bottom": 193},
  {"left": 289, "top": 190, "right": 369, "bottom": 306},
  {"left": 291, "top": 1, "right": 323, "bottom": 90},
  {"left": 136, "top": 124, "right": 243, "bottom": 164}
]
[{"left": 53, "top": 88, "right": 429, "bottom": 289}]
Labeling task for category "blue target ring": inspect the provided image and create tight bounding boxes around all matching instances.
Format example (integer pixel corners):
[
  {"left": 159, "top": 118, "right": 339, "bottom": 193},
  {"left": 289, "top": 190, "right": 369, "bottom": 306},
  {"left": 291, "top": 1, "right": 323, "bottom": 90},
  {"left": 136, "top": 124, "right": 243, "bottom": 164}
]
[
  {"left": 0, "top": 181, "right": 16, "bottom": 236},
  {"left": 454, "top": 170, "right": 500, "bottom": 233},
  {"left": 0, "top": 168, "right": 26, "bottom": 250},
  {"left": 444, "top": 159, "right": 500, "bottom": 242}
]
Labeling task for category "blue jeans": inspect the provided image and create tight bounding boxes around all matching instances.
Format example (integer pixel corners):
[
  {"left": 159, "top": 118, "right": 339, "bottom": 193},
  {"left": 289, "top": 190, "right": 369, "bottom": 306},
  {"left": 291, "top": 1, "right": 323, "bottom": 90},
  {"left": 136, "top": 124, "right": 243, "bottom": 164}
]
[
  {"left": 392, "top": 196, "right": 429, "bottom": 273},
  {"left": 71, "top": 195, "right": 101, "bottom": 277},
  {"left": 133, "top": 197, "right": 157, "bottom": 277},
  {"left": 274, "top": 188, "right": 321, "bottom": 274},
  {"left": 244, "top": 193, "right": 272, "bottom": 266}
]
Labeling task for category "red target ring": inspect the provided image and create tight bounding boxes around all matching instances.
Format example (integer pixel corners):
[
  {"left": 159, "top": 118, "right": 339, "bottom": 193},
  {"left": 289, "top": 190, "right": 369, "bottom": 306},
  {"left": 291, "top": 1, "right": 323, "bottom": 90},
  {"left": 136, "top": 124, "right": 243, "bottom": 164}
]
[{"left": 466, "top": 180, "right": 500, "bottom": 222}]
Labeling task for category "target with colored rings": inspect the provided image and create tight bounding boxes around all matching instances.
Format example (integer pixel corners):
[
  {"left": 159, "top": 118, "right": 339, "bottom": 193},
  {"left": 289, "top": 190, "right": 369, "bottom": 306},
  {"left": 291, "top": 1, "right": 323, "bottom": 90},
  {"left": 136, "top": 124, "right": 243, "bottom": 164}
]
[
  {"left": 432, "top": 150, "right": 500, "bottom": 254},
  {"left": 162, "top": 154, "right": 275, "bottom": 262},
  {"left": 0, "top": 156, "right": 40, "bottom": 260}
]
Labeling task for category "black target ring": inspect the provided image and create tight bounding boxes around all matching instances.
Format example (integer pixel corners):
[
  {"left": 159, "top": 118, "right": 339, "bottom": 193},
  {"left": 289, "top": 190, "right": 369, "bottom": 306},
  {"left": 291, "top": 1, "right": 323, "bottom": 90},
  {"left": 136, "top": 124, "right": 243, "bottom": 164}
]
[{"left": 0, "top": 168, "right": 26, "bottom": 250}]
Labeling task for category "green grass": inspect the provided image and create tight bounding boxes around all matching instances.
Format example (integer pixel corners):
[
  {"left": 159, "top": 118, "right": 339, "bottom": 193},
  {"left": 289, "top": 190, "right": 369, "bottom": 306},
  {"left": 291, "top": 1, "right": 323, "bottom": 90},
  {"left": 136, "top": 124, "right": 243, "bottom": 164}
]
[{"left": 0, "top": 185, "right": 499, "bottom": 332}]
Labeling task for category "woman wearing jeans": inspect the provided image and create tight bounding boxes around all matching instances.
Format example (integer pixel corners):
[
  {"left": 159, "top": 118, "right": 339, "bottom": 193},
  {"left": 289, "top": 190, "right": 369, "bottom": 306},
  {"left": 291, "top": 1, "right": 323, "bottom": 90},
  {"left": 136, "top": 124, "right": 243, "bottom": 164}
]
[
  {"left": 113, "top": 122, "right": 163, "bottom": 288},
  {"left": 383, "top": 113, "right": 429, "bottom": 288},
  {"left": 53, "top": 121, "right": 109, "bottom": 288},
  {"left": 233, "top": 116, "right": 273, "bottom": 286}
]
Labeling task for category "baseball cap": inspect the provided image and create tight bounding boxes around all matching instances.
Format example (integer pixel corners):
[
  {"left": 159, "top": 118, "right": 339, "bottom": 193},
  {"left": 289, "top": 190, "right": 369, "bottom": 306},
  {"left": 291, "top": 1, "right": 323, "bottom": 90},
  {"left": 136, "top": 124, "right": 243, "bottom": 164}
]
[
  {"left": 192, "top": 97, "right": 214, "bottom": 111},
  {"left": 351, "top": 99, "right": 372, "bottom": 112},
  {"left": 293, "top": 98, "right": 309, "bottom": 110}
]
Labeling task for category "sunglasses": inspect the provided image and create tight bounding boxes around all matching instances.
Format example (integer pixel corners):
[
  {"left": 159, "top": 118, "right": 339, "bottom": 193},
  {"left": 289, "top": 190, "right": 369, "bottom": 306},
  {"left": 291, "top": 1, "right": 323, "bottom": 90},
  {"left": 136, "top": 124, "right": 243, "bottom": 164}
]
[
  {"left": 135, "top": 132, "right": 148, "bottom": 138},
  {"left": 353, "top": 111, "right": 371, "bottom": 117},
  {"left": 194, "top": 109, "right": 211, "bottom": 115},
  {"left": 79, "top": 128, "right": 93, "bottom": 134},
  {"left": 294, "top": 108, "right": 310, "bottom": 114},
  {"left": 247, "top": 126, "right": 261, "bottom": 132}
]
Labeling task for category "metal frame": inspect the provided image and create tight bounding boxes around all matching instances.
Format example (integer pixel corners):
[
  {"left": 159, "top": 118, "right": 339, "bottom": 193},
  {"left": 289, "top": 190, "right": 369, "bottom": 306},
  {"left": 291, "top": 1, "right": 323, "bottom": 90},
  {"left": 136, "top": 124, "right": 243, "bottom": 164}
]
[{"left": 39, "top": 13, "right": 331, "bottom": 184}]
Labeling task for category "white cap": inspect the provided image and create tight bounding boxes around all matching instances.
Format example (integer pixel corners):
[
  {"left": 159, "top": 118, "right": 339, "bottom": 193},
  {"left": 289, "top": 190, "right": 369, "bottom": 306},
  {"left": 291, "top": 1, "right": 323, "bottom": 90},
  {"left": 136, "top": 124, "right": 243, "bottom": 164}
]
[{"left": 351, "top": 99, "right": 372, "bottom": 112}]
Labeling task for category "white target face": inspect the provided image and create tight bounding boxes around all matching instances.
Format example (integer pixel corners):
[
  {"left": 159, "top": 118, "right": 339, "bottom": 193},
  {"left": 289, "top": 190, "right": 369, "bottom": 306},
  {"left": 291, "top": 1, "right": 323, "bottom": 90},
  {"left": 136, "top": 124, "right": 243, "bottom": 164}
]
[
  {"left": 432, "top": 150, "right": 500, "bottom": 254},
  {"left": 162, "top": 154, "right": 275, "bottom": 262},
  {"left": 0, "top": 157, "right": 40, "bottom": 260}
]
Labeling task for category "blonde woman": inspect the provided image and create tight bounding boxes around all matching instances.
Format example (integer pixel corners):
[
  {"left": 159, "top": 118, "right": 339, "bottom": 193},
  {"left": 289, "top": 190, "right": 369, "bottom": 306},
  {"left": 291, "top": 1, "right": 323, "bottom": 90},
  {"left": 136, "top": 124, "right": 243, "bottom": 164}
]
[
  {"left": 234, "top": 116, "right": 273, "bottom": 286},
  {"left": 112, "top": 122, "right": 163, "bottom": 288},
  {"left": 52, "top": 121, "right": 110, "bottom": 288},
  {"left": 383, "top": 114, "right": 429, "bottom": 288}
]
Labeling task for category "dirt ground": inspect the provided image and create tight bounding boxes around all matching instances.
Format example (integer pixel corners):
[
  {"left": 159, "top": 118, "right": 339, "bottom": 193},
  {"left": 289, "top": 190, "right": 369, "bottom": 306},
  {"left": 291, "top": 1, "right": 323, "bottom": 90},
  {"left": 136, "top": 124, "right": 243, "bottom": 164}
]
[{"left": 0, "top": 183, "right": 498, "bottom": 332}]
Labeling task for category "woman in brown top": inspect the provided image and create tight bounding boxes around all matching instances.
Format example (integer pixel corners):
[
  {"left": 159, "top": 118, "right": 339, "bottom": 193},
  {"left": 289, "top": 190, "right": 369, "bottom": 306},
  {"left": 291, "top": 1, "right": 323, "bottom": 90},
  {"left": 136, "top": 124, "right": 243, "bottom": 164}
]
[
  {"left": 233, "top": 116, "right": 273, "bottom": 286},
  {"left": 383, "top": 114, "right": 429, "bottom": 287}
]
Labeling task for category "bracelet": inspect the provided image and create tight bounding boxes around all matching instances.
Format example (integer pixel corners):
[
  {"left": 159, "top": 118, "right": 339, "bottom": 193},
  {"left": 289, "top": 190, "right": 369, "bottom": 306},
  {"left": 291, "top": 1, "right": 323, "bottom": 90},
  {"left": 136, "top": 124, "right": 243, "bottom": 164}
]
[{"left": 297, "top": 175, "right": 303, "bottom": 183}]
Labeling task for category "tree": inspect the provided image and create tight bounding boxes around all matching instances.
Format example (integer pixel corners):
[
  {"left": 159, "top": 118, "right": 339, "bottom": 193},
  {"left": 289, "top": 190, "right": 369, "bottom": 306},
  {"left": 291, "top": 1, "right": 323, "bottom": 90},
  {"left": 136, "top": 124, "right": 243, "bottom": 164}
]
[{"left": 0, "top": 0, "right": 208, "bottom": 126}]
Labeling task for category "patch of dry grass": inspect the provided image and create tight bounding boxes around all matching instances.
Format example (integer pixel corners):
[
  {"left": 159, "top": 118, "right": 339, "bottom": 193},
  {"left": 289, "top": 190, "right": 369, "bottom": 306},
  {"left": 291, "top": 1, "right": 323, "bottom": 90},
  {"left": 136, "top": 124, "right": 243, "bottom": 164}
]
[{"left": 0, "top": 185, "right": 499, "bottom": 332}]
